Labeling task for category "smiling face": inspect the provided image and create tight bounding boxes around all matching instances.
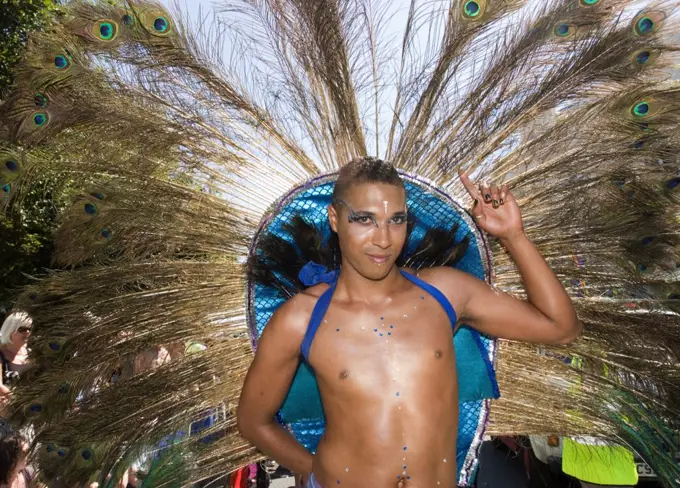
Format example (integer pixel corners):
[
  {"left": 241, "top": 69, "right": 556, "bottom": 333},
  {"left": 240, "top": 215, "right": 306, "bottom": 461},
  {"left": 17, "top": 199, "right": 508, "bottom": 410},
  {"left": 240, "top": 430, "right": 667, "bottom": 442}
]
[
  {"left": 11, "top": 323, "right": 31, "bottom": 348},
  {"left": 329, "top": 182, "right": 408, "bottom": 281}
]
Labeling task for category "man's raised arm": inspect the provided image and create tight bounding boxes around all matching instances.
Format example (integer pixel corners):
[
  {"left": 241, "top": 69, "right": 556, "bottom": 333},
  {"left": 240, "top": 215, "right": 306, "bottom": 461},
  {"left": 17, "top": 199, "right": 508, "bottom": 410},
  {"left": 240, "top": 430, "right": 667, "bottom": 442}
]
[
  {"left": 442, "top": 234, "right": 582, "bottom": 344},
  {"left": 237, "top": 297, "right": 313, "bottom": 476},
  {"left": 439, "top": 173, "right": 582, "bottom": 344}
]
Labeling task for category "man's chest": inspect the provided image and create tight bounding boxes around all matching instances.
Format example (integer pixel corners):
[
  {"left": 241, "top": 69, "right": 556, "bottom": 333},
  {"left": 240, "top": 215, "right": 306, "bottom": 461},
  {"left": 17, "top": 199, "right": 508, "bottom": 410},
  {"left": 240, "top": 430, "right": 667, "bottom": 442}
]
[{"left": 308, "top": 296, "right": 455, "bottom": 382}]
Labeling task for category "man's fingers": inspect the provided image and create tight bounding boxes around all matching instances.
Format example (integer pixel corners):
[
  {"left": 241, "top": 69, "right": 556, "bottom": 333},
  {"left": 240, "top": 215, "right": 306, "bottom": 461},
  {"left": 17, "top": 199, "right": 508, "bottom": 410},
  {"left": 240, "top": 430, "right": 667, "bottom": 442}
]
[
  {"left": 503, "top": 187, "right": 517, "bottom": 203},
  {"left": 458, "top": 171, "right": 480, "bottom": 199},
  {"left": 480, "top": 182, "right": 492, "bottom": 203},
  {"left": 472, "top": 199, "right": 485, "bottom": 221},
  {"left": 490, "top": 183, "right": 500, "bottom": 208},
  {"left": 500, "top": 184, "right": 509, "bottom": 204}
]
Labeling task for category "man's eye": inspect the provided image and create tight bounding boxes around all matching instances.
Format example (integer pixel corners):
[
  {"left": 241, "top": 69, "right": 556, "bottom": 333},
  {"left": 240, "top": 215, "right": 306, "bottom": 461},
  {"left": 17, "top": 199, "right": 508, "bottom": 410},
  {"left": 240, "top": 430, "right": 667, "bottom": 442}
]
[
  {"left": 357, "top": 216, "right": 373, "bottom": 224},
  {"left": 390, "top": 216, "right": 407, "bottom": 225}
]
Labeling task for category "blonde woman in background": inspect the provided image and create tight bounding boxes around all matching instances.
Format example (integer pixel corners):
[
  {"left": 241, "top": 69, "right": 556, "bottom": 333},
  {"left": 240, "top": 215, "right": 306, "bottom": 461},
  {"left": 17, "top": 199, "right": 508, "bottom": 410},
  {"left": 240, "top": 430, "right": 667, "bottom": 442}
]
[{"left": 0, "top": 313, "right": 32, "bottom": 417}]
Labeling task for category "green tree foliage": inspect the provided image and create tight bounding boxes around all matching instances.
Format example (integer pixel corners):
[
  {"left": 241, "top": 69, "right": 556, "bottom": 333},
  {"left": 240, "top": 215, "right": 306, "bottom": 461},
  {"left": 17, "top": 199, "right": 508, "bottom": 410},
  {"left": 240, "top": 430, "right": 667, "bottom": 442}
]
[
  {"left": 0, "top": 171, "right": 75, "bottom": 308},
  {"left": 0, "top": 0, "right": 63, "bottom": 308},
  {"left": 0, "top": 0, "right": 61, "bottom": 92}
]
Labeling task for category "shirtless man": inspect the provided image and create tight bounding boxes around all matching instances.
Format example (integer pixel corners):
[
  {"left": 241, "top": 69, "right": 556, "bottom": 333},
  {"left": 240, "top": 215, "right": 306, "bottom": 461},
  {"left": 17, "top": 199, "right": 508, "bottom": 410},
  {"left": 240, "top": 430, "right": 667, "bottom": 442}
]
[{"left": 237, "top": 158, "right": 582, "bottom": 488}]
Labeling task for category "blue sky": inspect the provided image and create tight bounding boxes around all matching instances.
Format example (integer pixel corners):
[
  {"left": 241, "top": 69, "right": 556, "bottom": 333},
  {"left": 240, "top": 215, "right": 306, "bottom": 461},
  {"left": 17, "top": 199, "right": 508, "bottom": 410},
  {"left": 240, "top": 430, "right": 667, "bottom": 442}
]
[{"left": 160, "top": 0, "right": 206, "bottom": 19}]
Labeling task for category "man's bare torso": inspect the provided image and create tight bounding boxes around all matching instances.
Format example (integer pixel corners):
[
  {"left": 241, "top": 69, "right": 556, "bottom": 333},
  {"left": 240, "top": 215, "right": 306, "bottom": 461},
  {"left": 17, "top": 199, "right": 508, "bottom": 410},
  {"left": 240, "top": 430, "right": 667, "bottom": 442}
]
[{"left": 302, "top": 270, "right": 459, "bottom": 488}]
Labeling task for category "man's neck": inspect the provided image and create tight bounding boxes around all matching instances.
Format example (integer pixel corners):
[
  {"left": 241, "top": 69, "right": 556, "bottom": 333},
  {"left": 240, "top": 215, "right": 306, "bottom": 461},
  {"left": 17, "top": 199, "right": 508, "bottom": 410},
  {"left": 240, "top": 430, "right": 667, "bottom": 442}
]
[{"left": 335, "top": 264, "right": 404, "bottom": 304}]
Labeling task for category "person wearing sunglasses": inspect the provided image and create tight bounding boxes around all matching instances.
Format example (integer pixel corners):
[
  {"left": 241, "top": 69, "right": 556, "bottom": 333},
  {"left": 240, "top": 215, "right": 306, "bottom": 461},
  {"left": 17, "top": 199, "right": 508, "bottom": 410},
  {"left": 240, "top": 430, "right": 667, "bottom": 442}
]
[{"left": 0, "top": 312, "right": 32, "bottom": 417}]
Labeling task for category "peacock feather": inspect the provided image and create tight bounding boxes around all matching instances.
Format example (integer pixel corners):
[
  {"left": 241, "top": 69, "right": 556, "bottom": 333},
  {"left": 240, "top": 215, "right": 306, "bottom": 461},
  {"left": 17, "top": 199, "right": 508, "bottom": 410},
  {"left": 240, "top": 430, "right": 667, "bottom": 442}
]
[{"left": 1, "top": 0, "right": 680, "bottom": 485}]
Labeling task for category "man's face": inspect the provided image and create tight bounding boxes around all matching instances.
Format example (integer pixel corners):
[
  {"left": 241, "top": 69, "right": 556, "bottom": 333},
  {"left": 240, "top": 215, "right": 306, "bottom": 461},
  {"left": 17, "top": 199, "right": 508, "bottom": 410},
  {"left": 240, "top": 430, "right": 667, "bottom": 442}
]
[{"left": 329, "top": 182, "right": 408, "bottom": 280}]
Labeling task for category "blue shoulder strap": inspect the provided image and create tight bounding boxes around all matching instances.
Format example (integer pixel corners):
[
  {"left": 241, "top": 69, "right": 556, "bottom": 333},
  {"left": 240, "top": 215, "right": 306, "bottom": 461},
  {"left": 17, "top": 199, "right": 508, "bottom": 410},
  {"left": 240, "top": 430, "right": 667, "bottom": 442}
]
[
  {"left": 399, "top": 270, "right": 457, "bottom": 327},
  {"left": 300, "top": 282, "right": 336, "bottom": 361}
]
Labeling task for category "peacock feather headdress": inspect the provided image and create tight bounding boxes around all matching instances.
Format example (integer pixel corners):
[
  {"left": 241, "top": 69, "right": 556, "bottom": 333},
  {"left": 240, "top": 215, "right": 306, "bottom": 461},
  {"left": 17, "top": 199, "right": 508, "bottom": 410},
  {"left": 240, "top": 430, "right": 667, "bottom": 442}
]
[{"left": 1, "top": 0, "right": 680, "bottom": 485}]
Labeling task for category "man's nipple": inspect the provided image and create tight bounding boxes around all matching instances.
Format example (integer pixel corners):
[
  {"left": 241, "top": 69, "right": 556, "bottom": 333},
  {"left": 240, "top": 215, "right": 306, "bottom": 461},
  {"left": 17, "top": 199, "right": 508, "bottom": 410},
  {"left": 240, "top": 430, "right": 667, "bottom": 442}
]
[{"left": 339, "top": 370, "right": 350, "bottom": 380}]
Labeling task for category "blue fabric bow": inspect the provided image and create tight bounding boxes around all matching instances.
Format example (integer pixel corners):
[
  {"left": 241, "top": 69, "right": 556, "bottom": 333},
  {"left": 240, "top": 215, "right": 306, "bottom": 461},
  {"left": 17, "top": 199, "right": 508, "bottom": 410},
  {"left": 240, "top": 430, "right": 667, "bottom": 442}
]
[{"left": 298, "top": 261, "right": 339, "bottom": 286}]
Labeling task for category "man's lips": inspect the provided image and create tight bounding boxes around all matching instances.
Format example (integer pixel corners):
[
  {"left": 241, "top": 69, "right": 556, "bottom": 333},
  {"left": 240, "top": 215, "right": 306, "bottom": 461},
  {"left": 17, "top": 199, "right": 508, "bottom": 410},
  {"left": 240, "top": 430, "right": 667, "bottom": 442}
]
[{"left": 367, "top": 254, "right": 390, "bottom": 264}]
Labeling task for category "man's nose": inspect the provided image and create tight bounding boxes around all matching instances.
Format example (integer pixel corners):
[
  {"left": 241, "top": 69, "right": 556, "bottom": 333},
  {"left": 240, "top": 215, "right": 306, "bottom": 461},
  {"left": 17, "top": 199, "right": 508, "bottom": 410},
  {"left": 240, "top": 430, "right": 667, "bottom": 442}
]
[{"left": 371, "top": 224, "right": 391, "bottom": 249}]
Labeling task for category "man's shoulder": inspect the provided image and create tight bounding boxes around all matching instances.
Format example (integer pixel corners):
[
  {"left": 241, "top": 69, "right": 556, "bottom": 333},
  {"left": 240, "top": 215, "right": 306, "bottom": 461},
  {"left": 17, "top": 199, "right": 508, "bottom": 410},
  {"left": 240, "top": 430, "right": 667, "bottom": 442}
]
[
  {"left": 269, "top": 283, "right": 330, "bottom": 335},
  {"left": 402, "top": 265, "right": 463, "bottom": 284},
  {"left": 401, "top": 266, "right": 480, "bottom": 305}
]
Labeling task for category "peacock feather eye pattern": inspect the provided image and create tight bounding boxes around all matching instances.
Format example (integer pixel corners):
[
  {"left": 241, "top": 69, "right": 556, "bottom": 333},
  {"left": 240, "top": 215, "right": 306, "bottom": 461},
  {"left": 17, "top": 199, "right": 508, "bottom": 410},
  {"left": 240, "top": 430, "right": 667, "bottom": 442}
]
[
  {"left": 153, "top": 16, "right": 170, "bottom": 33},
  {"left": 135, "top": 7, "right": 175, "bottom": 36},
  {"left": 4, "top": 160, "right": 19, "bottom": 173},
  {"left": 463, "top": 0, "right": 484, "bottom": 19},
  {"left": 32, "top": 112, "right": 49, "bottom": 127},
  {"left": 91, "top": 20, "right": 119, "bottom": 41},
  {"left": 665, "top": 177, "right": 680, "bottom": 191},
  {"left": 34, "top": 93, "right": 48, "bottom": 107},
  {"left": 633, "top": 11, "right": 666, "bottom": 36},
  {"left": 553, "top": 22, "right": 576, "bottom": 38},
  {"left": 54, "top": 54, "right": 70, "bottom": 70},
  {"left": 84, "top": 202, "right": 98, "bottom": 215}
]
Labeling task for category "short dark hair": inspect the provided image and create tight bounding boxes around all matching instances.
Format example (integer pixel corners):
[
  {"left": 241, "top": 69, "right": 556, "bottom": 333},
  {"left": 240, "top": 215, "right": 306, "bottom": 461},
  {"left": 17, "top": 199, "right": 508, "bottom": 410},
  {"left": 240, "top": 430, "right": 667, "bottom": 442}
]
[
  {"left": 0, "top": 432, "right": 26, "bottom": 484},
  {"left": 332, "top": 157, "right": 405, "bottom": 201}
]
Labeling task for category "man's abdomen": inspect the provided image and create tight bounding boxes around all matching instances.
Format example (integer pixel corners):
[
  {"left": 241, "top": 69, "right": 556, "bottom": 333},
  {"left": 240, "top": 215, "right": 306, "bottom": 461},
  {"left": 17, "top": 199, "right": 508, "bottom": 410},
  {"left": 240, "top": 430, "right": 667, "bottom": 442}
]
[{"left": 313, "top": 361, "right": 458, "bottom": 487}]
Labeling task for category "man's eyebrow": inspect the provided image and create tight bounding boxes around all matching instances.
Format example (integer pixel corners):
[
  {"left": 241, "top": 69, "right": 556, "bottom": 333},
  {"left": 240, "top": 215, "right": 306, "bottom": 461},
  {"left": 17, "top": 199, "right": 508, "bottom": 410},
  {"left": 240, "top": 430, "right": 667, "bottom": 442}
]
[
  {"left": 334, "top": 199, "right": 370, "bottom": 215},
  {"left": 334, "top": 199, "right": 407, "bottom": 216}
]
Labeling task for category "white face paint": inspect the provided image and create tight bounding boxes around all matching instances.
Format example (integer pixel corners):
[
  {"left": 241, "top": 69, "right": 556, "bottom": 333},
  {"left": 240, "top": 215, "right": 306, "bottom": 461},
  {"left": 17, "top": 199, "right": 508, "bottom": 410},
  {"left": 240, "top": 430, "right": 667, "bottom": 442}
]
[{"left": 383, "top": 200, "right": 389, "bottom": 215}]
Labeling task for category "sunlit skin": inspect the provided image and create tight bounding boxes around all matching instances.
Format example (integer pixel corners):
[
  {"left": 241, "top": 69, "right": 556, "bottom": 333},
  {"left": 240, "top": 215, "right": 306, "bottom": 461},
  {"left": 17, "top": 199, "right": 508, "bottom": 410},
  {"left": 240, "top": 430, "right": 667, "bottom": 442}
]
[{"left": 238, "top": 174, "right": 582, "bottom": 488}]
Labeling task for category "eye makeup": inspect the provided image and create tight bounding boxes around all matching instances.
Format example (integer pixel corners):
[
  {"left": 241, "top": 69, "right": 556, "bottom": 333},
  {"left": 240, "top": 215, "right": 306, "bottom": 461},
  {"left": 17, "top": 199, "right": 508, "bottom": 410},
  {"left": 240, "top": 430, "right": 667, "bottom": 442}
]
[{"left": 333, "top": 199, "right": 407, "bottom": 228}]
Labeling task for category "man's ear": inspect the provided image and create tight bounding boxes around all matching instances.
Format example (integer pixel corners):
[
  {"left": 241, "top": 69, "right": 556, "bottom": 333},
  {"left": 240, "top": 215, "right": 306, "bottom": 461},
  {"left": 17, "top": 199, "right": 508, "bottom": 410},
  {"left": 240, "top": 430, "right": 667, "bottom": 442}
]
[{"left": 328, "top": 203, "right": 339, "bottom": 233}]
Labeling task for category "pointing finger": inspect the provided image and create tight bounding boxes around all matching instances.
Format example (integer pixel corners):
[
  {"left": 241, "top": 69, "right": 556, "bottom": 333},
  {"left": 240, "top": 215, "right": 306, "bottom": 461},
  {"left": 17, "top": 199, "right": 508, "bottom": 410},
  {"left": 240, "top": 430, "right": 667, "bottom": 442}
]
[{"left": 458, "top": 171, "right": 481, "bottom": 199}]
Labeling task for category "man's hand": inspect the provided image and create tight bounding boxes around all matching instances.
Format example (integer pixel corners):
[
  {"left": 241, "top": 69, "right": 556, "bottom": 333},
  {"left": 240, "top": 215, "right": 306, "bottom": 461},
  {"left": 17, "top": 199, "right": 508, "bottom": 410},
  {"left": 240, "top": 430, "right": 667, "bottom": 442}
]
[
  {"left": 459, "top": 171, "right": 523, "bottom": 241},
  {"left": 297, "top": 472, "right": 310, "bottom": 487}
]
